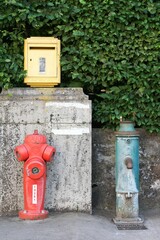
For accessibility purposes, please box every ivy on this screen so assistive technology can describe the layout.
[0,0,160,132]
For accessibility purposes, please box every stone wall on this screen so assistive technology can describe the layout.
[92,128,160,211]
[0,88,92,216]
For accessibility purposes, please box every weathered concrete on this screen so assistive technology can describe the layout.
[92,129,160,211]
[92,129,115,210]
[0,88,92,216]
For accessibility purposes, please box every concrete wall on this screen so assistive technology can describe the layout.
[0,88,92,216]
[0,87,160,216]
[92,129,160,211]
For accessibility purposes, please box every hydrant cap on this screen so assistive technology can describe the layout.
[115,121,139,136]
[24,130,47,144]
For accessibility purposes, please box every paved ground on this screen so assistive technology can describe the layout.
[0,209,160,240]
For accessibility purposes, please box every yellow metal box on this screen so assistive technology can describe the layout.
[24,37,60,87]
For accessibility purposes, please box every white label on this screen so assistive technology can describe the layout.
[32,184,37,204]
[39,57,46,73]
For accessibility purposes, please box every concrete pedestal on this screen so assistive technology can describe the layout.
[0,88,92,215]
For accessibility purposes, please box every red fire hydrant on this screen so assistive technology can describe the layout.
[14,130,55,220]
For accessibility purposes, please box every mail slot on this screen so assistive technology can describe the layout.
[24,37,61,88]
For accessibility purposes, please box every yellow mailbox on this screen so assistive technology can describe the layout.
[24,37,60,87]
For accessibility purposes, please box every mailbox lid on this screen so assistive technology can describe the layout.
[25,36,60,44]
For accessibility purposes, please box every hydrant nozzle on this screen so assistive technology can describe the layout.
[125,157,133,169]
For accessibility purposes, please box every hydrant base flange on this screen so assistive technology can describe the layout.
[113,216,144,225]
[19,210,48,220]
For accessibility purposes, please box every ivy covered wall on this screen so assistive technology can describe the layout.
[0,0,160,132]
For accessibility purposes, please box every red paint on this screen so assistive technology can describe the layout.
[14,130,55,220]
